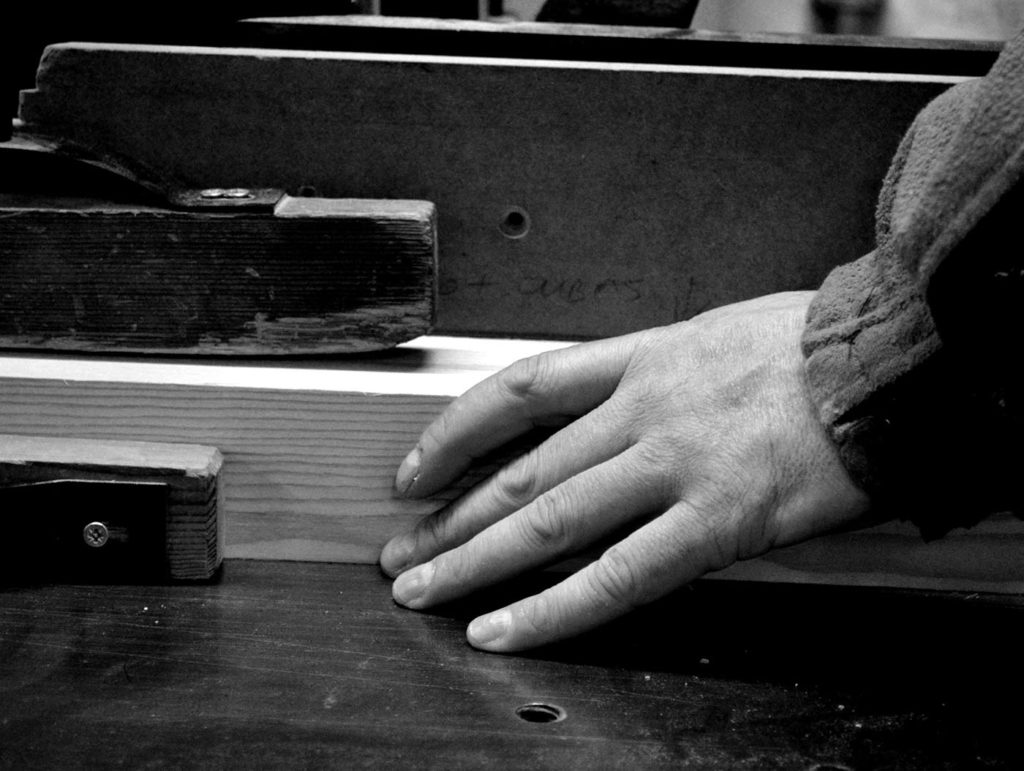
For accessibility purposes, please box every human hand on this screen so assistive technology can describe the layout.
[381,292,872,652]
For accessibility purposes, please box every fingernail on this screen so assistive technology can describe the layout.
[468,610,511,646]
[392,561,434,607]
[395,446,421,496]
[380,535,414,577]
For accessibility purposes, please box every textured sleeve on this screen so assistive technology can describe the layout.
[801,30,1024,538]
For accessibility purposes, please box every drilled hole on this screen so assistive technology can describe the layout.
[295,185,319,197]
[499,207,531,239]
[515,702,566,724]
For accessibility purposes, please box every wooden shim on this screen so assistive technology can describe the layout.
[17,42,966,340]
[0,191,437,354]
[0,434,222,580]
[0,338,1021,594]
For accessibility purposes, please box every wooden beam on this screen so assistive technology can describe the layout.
[0,192,437,354]
[0,338,1020,594]
[16,42,966,339]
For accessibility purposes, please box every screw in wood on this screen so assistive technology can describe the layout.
[83,521,110,548]
[199,188,253,199]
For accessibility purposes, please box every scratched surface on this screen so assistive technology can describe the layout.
[18,43,958,340]
[0,561,1021,769]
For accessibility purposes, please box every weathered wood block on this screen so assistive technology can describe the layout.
[0,193,437,354]
[0,338,1020,594]
[0,434,222,581]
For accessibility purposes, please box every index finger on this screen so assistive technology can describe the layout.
[396,334,635,498]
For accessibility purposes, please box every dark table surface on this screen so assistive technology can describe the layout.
[1,560,1021,769]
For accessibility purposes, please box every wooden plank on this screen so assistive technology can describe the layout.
[0,339,1020,594]
[0,434,222,580]
[15,42,966,339]
[0,187,437,354]
[238,15,1003,75]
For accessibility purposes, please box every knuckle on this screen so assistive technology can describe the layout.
[492,454,542,510]
[515,490,572,550]
[630,438,690,499]
[631,438,670,472]
[589,545,646,611]
[499,353,554,413]
[674,498,738,572]
[614,379,657,430]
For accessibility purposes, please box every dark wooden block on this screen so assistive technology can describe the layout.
[0,193,437,354]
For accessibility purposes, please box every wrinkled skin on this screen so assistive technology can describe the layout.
[380,292,872,652]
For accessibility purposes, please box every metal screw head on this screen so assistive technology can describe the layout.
[199,187,253,199]
[83,521,110,548]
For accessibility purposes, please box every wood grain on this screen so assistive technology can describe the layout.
[0,338,1021,593]
[0,192,437,354]
[15,42,967,339]
[2,561,1020,768]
